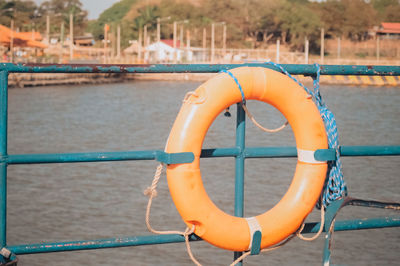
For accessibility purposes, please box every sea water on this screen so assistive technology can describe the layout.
[6,80,400,265]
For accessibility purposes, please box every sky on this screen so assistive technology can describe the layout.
[33,0,121,20]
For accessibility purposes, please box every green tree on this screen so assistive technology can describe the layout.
[89,0,138,41]
[133,5,158,33]
[242,0,281,48]
[157,0,206,41]
[315,0,378,41]
[314,0,346,37]
[258,1,286,46]
[275,1,320,49]
[341,0,377,41]
[36,0,88,36]
[372,0,400,22]
[372,0,399,13]
[201,0,274,47]
[381,5,400,22]
[0,0,37,31]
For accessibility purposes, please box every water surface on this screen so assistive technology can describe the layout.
[7,80,400,265]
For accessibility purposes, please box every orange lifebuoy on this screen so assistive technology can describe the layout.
[165,67,328,252]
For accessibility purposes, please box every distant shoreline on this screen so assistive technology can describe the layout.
[7,73,216,88]
[7,72,399,88]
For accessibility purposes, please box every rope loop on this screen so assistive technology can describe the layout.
[297,203,325,241]
[144,163,202,265]
[220,69,288,133]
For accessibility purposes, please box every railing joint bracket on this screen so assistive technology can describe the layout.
[155,151,194,165]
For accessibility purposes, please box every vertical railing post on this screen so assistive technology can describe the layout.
[0,70,9,253]
[234,103,246,265]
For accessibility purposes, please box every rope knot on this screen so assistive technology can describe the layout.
[144,187,158,197]
[144,163,164,198]
[184,225,196,236]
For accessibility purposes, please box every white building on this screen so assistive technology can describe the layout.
[144,40,193,63]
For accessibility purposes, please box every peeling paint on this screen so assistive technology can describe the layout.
[385,205,400,210]
[1,63,399,76]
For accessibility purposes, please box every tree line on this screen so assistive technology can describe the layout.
[90,0,400,53]
[1,0,399,53]
[0,0,87,35]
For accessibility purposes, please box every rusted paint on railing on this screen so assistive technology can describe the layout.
[1,63,400,76]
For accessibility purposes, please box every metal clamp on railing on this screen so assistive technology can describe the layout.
[250,231,262,255]
[154,151,194,165]
[314,148,338,161]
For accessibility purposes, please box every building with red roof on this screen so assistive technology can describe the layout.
[377,22,400,39]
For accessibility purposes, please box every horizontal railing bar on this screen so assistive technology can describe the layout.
[6,146,400,165]
[6,150,194,165]
[9,216,400,255]
[345,198,400,209]
[340,145,400,157]
[9,234,201,255]
[1,63,400,76]
[7,150,157,164]
[303,216,400,233]
[244,146,400,159]
[201,147,241,157]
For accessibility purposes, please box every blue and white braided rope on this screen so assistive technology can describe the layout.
[266,62,346,206]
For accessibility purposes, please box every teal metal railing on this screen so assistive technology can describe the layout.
[0,63,400,265]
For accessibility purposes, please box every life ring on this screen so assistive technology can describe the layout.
[165,67,328,251]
